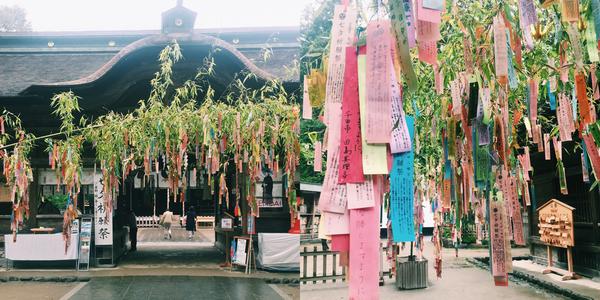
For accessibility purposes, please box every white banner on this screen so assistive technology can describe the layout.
[94,173,113,246]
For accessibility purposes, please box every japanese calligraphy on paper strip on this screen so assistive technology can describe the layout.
[390,116,416,242]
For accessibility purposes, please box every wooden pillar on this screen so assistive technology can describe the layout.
[240,164,248,235]
[567,246,573,273]
[26,168,40,229]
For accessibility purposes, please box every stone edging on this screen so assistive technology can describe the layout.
[0,275,91,283]
[466,257,594,300]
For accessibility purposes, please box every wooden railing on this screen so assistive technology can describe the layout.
[300,243,394,285]
[300,246,347,284]
[136,216,159,228]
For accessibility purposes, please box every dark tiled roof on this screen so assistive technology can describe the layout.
[0,53,114,96]
[0,28,300,96]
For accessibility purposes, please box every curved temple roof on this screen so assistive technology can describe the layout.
[0,27,300,97]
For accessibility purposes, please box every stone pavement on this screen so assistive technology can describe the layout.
[69,276,288,300]
[137,227,215,243]
[0,282,77,300]
[300,241,594,300]
[0,276,295,300]
[0,227,299,299]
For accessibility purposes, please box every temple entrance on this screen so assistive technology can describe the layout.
[114,172,222,269]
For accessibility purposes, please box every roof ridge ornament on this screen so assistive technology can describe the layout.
[161,0,197,34]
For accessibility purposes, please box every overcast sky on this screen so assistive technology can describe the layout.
[1,0,316,31]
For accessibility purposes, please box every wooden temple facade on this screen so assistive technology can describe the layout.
[0,3,300,265]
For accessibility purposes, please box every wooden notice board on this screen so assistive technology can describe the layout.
[537,199,574,248]
[536,198,578,280]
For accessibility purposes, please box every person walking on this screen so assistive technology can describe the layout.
[185,206,197,240]
[160,209,173,240]
[128,210,138,251]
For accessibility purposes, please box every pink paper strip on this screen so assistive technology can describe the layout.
[314,141,322,172]
[416,20,441,42]
[347,178,375,209]
[349,176,381,300]
[323,5,357,128]
[417,0,442,23]
[318,147,348,214]
[490,200,507,277]
[583,133,600,178]
[302,75,312,119]
[418,40,438,65]
[494,16,509,78]
[544,133,551,160]
[339,47,365,184]
[365,21,392,144]
[331,234,350,252]
[390,66,412,154]
[529,78,538,123]
[322,210,350,235]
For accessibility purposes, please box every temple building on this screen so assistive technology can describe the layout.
[0,2,300,266]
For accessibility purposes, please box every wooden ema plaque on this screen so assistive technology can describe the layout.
[536,199,579,280]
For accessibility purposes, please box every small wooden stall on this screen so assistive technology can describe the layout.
[537,199,579,280]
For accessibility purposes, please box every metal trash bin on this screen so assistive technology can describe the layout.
[395,255,428,290]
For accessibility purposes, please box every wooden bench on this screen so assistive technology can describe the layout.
[196,216,215,229]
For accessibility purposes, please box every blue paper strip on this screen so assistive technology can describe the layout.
[390,116,416,242]
[507,32,518,90]
[592,0,600,41]
[547,81,556,111]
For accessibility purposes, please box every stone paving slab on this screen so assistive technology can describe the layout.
[0,282,77,300]
[69,276,287,300]
[137,228,214,244]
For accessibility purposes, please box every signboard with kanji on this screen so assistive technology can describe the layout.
[537,199,574,248]
[94,173,113,246]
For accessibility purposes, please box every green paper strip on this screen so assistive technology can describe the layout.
[557,159,568,194]
[587,15,600,62]
[389,0,418,91]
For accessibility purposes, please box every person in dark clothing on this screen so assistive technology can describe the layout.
[186,206,197,240]
[321,239,329,251]
[262,172,274,206]
[128,210,138,251]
